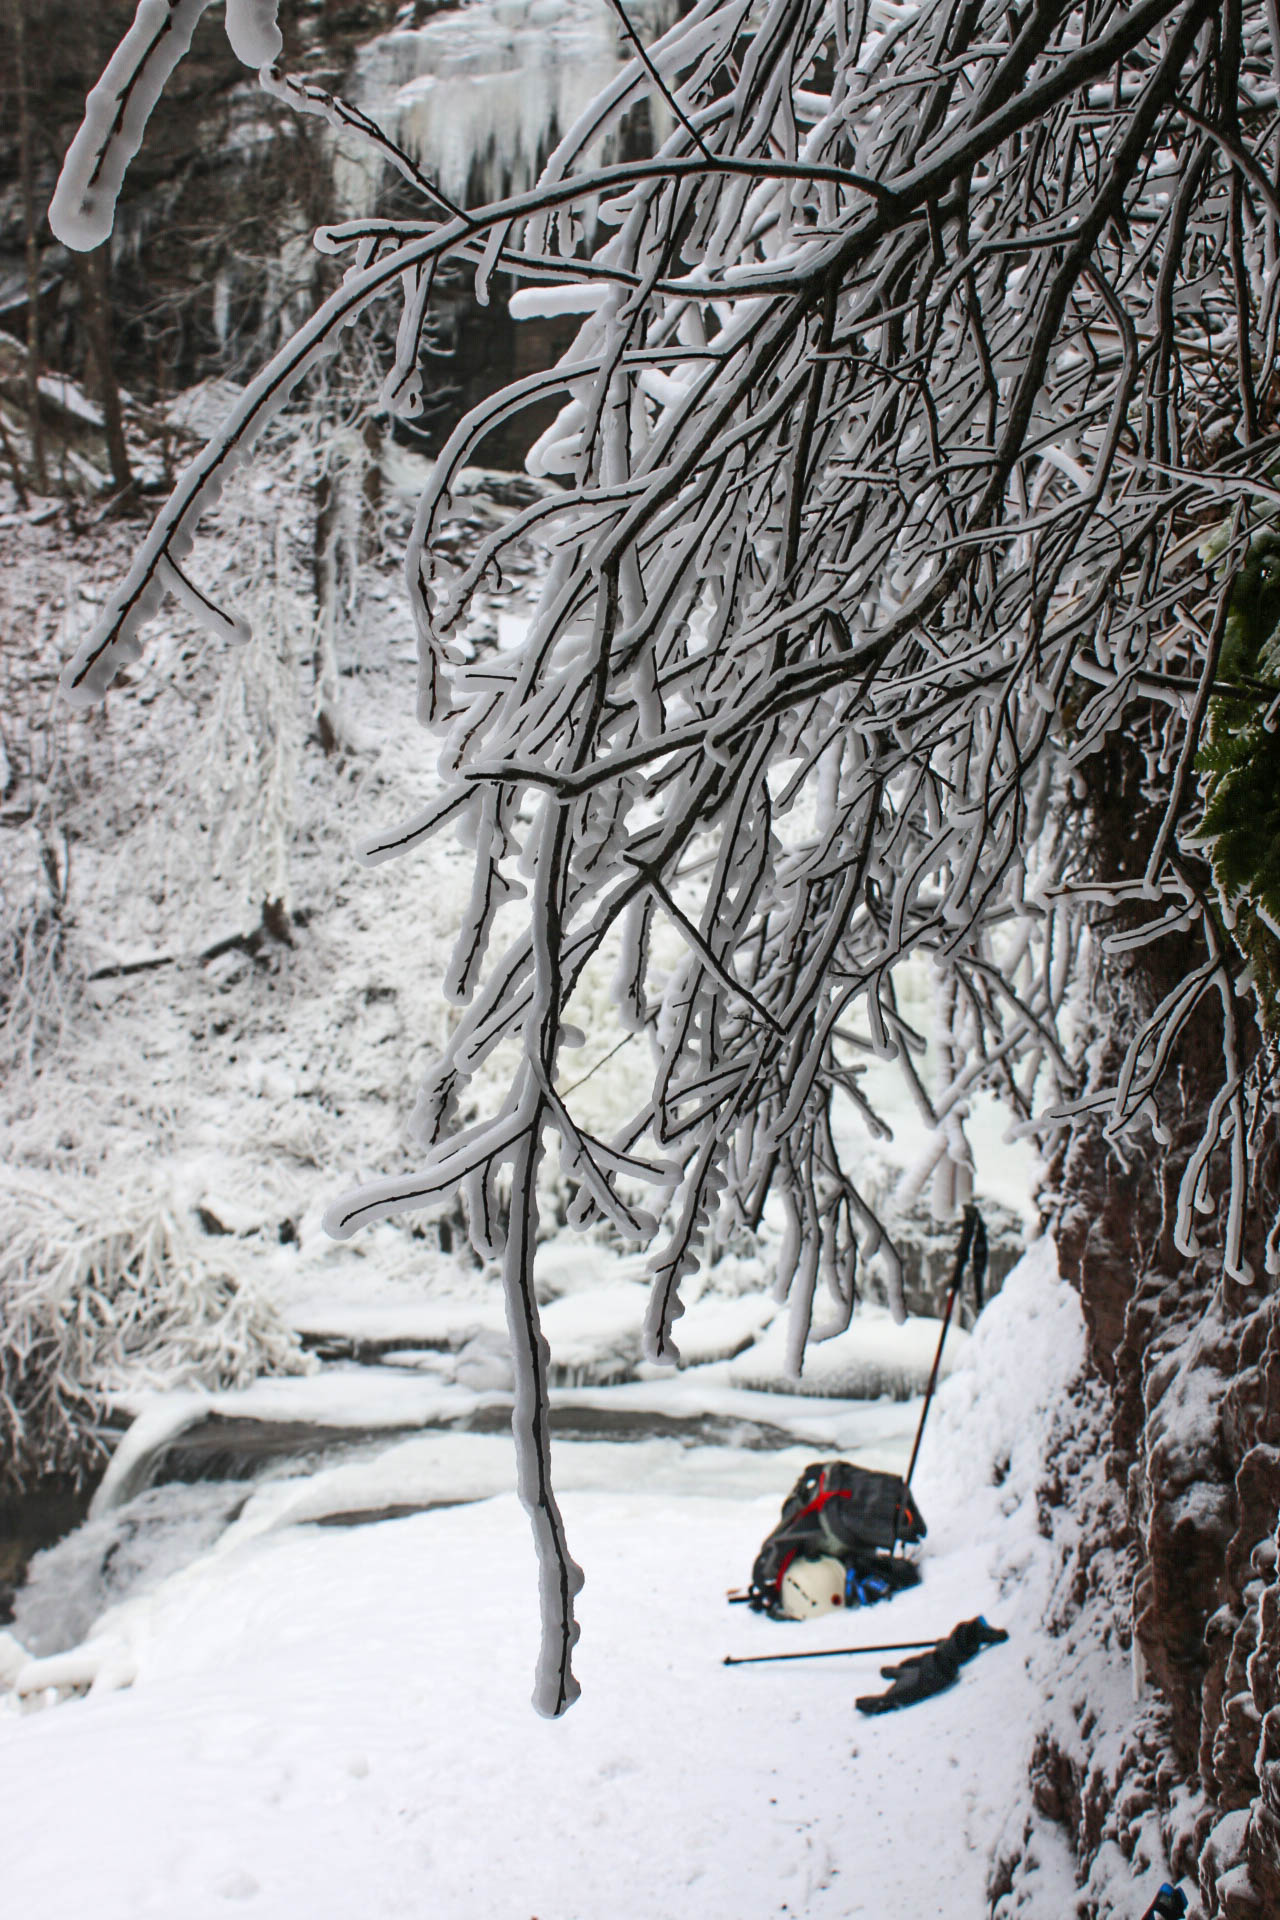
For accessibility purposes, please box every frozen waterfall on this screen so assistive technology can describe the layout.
[340,0,679,213]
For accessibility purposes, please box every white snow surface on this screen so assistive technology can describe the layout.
[730,1302,969,1401]
[37,373,106,426]
[509,283,614,318]
[1,1240,1100,1918]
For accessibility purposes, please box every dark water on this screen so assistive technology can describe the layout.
[0,1478,97,1626]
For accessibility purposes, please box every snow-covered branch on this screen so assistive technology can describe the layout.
[54,0,1280,1710]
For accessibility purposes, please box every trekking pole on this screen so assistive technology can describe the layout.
[890,1202,987,1551]
[723,1637,939,1667]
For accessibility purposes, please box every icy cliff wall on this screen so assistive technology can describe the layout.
[1011,724,1280,1919]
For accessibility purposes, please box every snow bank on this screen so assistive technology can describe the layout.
[667,1292,777,1365]
[917,1235,1084,1509]
[0,1481,1040,1919]
[289,1267,775,1388]
[541,1280,651,1384]
[287,1298,508,1354]
[105,1366,495,1436]
[531,1238,649,1299]
[169,1428,885,1552]
[729,1301,969,1400]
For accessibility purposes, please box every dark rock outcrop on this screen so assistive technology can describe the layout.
[996,697,1280,1916]
[1010,1104,1280,1920]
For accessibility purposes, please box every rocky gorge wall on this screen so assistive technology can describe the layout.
[1007,1070,1280,1916]
[982,703,1280,1917]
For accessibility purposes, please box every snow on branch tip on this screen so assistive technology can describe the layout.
[49,0,282,255]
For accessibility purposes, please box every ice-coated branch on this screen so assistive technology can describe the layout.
[57,0,1280,1708]
[50,0,217,253]
[49,1,282,253]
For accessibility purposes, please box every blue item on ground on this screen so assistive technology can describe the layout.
[1140,1886,1186,1920]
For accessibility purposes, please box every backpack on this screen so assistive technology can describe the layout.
[746,1461,926,1619]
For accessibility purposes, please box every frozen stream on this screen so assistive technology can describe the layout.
[10,1365,920,1662]
[0,1245,1094,1920]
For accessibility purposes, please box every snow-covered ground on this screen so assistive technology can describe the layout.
[0,410,1079,1913]
[0,1243,1101,1920]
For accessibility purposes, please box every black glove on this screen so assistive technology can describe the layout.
[939,1616,1009,1663]
[856,1642,961,1714]
[855,1617,1008,1716]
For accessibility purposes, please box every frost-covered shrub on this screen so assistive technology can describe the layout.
[0,890,73,1075]
[0,638,77,1076]
[0,1169,312,1494]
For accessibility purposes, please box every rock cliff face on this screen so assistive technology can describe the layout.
[990,1210,1280,1917]
[1007,725,1280,1917]
[1044,1197,1280,1917]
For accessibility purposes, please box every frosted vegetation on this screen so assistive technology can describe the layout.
[32,0,1280,1717]
[0,1169,311,1497]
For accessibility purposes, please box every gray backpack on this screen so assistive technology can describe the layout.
[746,1461,926,1618]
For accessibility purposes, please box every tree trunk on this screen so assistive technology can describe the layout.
[74,247,133,502]
[311,460,343,755]
[11,0,45,494]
